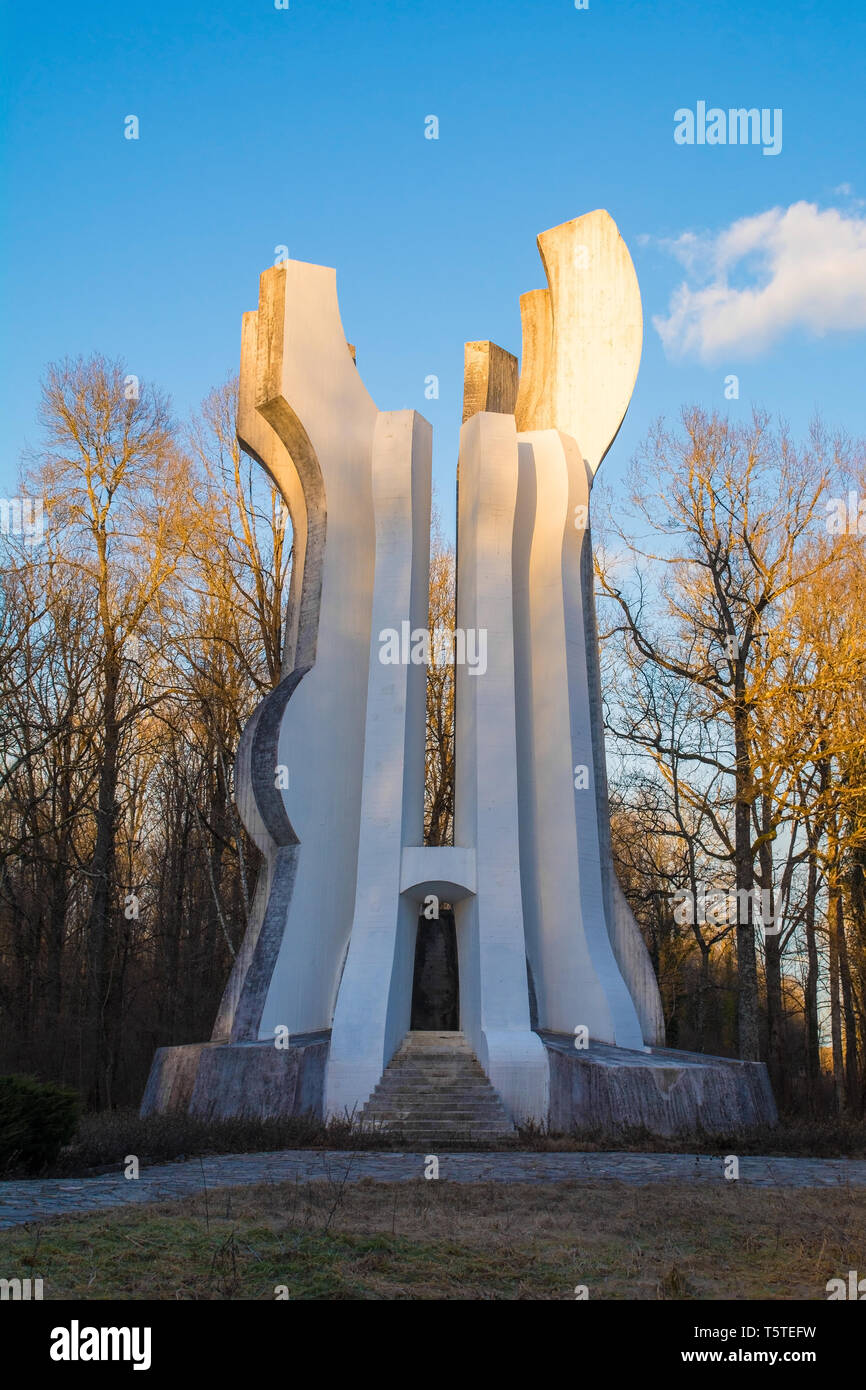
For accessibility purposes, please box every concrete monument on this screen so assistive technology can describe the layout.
[142,211,776,1137]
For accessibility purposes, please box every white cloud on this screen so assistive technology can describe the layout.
[652,201,866,362]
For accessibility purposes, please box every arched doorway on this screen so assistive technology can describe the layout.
[410,907,459,1030]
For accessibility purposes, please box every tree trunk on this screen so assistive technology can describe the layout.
[733,699,760,1059]
[836,890,859,1110]
[828,876,845,1113]
[759,824,784,1098]
[83,656,121,1106]
[803,834,821,1102]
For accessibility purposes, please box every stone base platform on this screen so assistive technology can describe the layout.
[141,1032,776,1135]
[140,1034,329,1123]
[541,1033,777,1135]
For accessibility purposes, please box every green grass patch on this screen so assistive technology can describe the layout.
[1,1178,863,1299]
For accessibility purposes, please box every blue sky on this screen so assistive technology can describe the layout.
[2,0,865,527]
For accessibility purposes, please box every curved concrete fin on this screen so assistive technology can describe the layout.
[225,258,383,1048]
[518,210,642,477]
[237,311,307,674]
[241,259,374,676]
[255,260,376,432]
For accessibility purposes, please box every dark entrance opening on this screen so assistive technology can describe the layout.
[410,908,459,1030]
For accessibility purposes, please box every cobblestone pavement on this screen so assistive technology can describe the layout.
[1,1150,864,1230]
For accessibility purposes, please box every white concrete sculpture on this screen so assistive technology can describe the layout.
[141,212,776,1136]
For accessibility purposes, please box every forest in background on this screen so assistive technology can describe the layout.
[1,357,864,1115]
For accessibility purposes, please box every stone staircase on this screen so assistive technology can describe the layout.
[360,1031,516,1143]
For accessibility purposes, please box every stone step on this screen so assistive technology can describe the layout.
[388,1070,480,1079]
[380,1079,488,1090]
[383,1067,492,1078]
[375,1091,494,1100]
[365,1086,504,1101]
[359,1030,516,1138]
[400,1031,471,1045]
[364,1106,511,1117]
[390,1056,478,1065]
[364,1108,510,1121]
[364,1084,500,1095]
[363,1111,512,1123]
[393,1054,476,1063]
[364,1130,515,1142]
[369,1084,505,1095]
[371,1060,485,1074]
[364,1118,514,1130]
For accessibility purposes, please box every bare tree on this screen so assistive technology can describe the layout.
[597,408,839,1062]
[27,355,190,1103]
[425,506,455,845]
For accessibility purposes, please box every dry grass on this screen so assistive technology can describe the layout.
[24,1107,866,1180]
[1,1178,863,1299]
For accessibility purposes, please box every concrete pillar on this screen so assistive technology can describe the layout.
[453,410,549,1123]
[513,428,644,1048]
[325,410,432,1117]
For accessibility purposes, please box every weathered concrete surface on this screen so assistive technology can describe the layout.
[228,849,300,1045]
[543,1035,777,1135]
[140,1043,219,1117]
[142,1032,774,1139]
[462,340,519,420]
[190,1039,328,1123]
[141,1038,328,1122]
